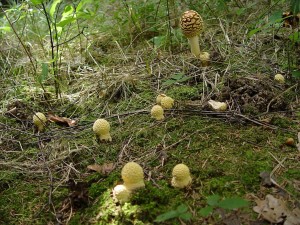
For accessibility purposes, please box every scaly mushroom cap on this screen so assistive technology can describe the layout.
[180,10,203,38]
[274,74,285,84]
[161,96,174,109]
[151,105,165,120]
[112,184,131,204]
[33,112,47,132]
[171,163,192,189]
[93,119,112,142]
[121,162,145,191]
[156,94,167,105]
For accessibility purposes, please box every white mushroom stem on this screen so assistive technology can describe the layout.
[188,36,201,57]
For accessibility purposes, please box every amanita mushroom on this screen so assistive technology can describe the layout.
[112,184,131,204]
[171,163,192,189]
[156,94,167,105]
[180,10,210,66]
[121,162,145,191]
[151,105,165,120]
[160,96,174,109]
[33,112,47,132]
[93,119,112,142]
[274,74,285,84]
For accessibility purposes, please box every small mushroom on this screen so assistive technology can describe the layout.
[208,100,227,111]
[156,94,167,105]
[151,105,165,120]
[161,96,174,109]
[33,112,47,132]
[180,10,210,66]
[274,74,285,84]
[112,184,131,204]
[171,163,192,189]
[121,162,145,191]
[93,119,112,142]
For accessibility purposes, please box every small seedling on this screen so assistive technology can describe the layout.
[154,204,192,222]
[199,195,249,217]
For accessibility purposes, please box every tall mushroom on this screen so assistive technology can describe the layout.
[180,10,210,66]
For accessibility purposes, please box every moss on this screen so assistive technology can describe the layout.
[166,85,199,100]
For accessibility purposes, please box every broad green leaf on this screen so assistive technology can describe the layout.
[171,73,184,80]
[218,197,249,210]
[248,28,261,37]
[176,204,188,214]
[76,0,93,12]
[292,70,300,78]
[178,212,192,221]
[199,206,214,217]
[162,79,176,86]
[207,195,220,206]
[57,5,75,27]
[269,11,282,24]
[0,26,11,32]
[57,17,76,27]
[154,210,178,222]
[50,0,63,19]
[30,0,44,5]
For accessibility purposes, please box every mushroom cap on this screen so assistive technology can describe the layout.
[33,112,47,126]
[180,10,203,38]
[156,94,167,105]
[93,119,110,135]
[208,100,227,111]
[171,163,192,188]
[151,105,165,120]
[121,162,145,190]
[160,96,174,109]
[172,163,191,180]
[274,74,285,84]
[112,184,131,204]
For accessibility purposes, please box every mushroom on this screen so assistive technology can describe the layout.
[33,112,47,132]
[93,119,112,142]
[151,105,165,120]
[180,10,210,66]
[160,96,174,109]
[208,100,227,111]
[112,184,131,204]
[156,94,167,105]
[171,163,192,189]
[274,74,285,84]
[121,162,145,191]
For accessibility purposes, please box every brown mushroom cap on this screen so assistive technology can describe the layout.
[180,10,203,38]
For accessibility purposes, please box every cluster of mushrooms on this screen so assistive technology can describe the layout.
[32,9,288,205]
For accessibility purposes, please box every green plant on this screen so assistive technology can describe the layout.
[199,195,249,217]
[162,73,191,87]
[154,204,192,222]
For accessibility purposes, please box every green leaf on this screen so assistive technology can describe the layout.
[154,210,178,222]
[248,28,261,37]
[0,26,11,32]
[37,63,48,84]
[171,73,184,80]
[50,0,63,19]
[57,5,75,27]
[207,195,220,206]
[199,206,214,217]
[292,70,300,78]
[162,79,176,86]
[30,0,44,5]
[218,197,249,210]
[178,212,192,221]
[291,0,300,14]
[289,32,300,43]
[176,204,188,214]
[269,11,283,24]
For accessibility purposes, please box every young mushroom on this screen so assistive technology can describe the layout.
[171,163,192,189]
[156,94,167,105]
[121,162,145,191]
[274,74,285,84]
[208,100,227,111]
[160,96,174,109]
[151,105,165,120]
[112,184,131,204]
[180,10,210,66]
[93,119,112,142]
[33,112,47,132]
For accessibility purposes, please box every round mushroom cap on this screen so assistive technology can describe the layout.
[156,94,167,105]
[274,74,285,84]
[172,163,191,180]
[113,184,131,204]
[33,112,47,126]
[180,10,203,38]
[160,96,174,109]
[151,105,164,120]
[121,162,144,184]
[93,119,110,135]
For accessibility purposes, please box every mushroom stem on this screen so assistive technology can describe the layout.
[188,36,201,57]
